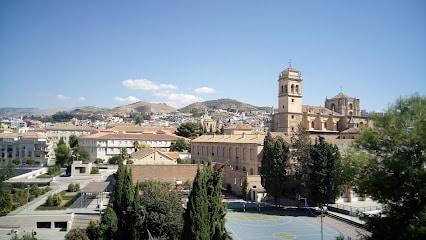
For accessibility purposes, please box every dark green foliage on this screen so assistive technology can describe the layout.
[86,219,102,240]
[52,111,75,122]
[108,156,121,165]
[175,122,202,139]
[308,136,341,206]
[100,206,118,240]
[55,137,71,167]
[26,158,35,166]
[67,183,80,192]
[170,138,190,152]
[90,167,99,174]
[0,162,15,181]
[290,124,312,198]
[29,184,42,198]
[47,165,61,176]
[71,147,90,163]
[136,181,184,240]
[0,193,13,216]
[241,178,249,200]
[355,94,426,240]
[182,161,230,240]
[260,132,291,207]
[68,134,78,149]
[45,193,62,206]
[65,227,89,240]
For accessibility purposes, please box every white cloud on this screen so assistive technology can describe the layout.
[195,87,216,94]
[122,79,177,91]
[155,93,201,108]
[113,96,140,104]
[56,94,69,100]
[78,97,86,102]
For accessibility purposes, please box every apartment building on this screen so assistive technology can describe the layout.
[78,131,183,162]
[45,124,98,148]
[0,132,53,166]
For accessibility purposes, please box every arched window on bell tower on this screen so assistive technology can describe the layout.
[296,85,299,94]
[331,103,336,112]
[291,84,294,94]
[311,121,315,129]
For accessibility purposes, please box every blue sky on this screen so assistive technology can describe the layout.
[1,1,425,112]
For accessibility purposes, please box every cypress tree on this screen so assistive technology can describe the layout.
[309,136,340,206]
[182,164,210,239]
[182,160,230,239]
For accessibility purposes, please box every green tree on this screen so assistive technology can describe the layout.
[12,158,20,165]
[55,137,71,167]
[333,148,369,202]
[137,181,184,240]
[100,206,118,240]
[182,161,230,239]
[69,134,79,149]
[260,132,291,207]
[308,136,341,207]
[175,122,202,139]
[290,124,312,198]
[86,219,102,240]
[71,147,90,163]
[241,178,249,200]
[26,158,35,166]
[65,227,89,240]
[0,193,13,216]
[354,94,426,240]
[29,184,42,198]
[170,138,189,152]
[108,156,121,165]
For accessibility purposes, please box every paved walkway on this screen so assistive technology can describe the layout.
[0,169,115,240]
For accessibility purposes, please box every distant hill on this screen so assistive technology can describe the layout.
[0,107,71,118]
[0,99,271,118]
[111,101,176,114]
[178,98,264,113]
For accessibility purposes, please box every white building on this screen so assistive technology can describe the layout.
[78,131,183,162]
[0,132,53,166]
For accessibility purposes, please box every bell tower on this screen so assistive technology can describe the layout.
[274,66,303,134]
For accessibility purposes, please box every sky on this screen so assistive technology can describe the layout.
[1,1,425,112]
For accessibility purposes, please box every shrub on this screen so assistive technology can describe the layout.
[68,183,76,192]
[90,167,99,174]
[68,183,80,192]
[46,193,62,206]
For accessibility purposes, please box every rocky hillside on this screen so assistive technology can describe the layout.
[178,98,263,113]
[110,101,176,114]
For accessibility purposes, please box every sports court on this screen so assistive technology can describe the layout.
[225,203,349,240]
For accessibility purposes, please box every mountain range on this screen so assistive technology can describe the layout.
[0,99,270,118]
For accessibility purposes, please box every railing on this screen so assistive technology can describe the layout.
[329,203,382,216]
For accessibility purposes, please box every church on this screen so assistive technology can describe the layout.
[270,67,370,137]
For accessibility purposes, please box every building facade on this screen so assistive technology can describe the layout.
[270,67,370,134]
[78,131,183,162]
[0,132,53,166]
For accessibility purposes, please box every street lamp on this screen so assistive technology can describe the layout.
[72,153,80,162]
[26,185,30,210]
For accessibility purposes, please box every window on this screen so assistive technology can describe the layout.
[311,121,315,129]
[292,99,295,103]
[291,115,294,119]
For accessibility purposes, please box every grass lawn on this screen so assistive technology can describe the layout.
[36,190,80,210]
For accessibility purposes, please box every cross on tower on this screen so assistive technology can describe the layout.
[288,59,292,68]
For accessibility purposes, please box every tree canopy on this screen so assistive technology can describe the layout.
[355,94,426,239]
[55,137,71,167]
[175,122,202,139]
[260,132,291,207]
[170,138,190,152]
[182,160,230,239]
